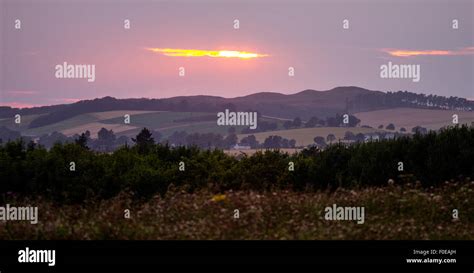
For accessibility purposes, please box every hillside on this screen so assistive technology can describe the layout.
[1,87,473,144]
[1,87,373,128]
[0,110,286,139]
[354,108,474,131]
[2,86,472,130]
[238,127,384,146]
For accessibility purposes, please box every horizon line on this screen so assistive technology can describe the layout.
[1,86,471,109]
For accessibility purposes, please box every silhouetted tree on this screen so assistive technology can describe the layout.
[240,135,259,148]
[313,136,326,147]
[38,131,69,148]
[95,128,116,152]
[263,135,283,148]
[386,123,395,130]
[132,128,155,153]
[292,117,302,128]
[326,134,336,143]
[75,130,90,149]
[223,133,238,149]
[344,131,355,140]
[412,126,428,134]
[305,116,320,128]
[355,133,365,142]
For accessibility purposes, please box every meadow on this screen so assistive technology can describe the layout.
[1,182,472,240]
[1,111,283,138]
[354,107,474,131]
[0,125,472,240]
[5,107,474,143]
[237,127,382,146]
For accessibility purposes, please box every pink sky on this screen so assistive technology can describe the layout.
[1,0,473,108]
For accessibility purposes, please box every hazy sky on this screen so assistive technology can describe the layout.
[1,0,473,108]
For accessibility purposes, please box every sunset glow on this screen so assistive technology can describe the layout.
[385,49,451,57]
[146,48,269,59]
[383,47,474,57]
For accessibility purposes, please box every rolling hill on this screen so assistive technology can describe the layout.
[354,108,474,131]
[3,86,375,128]
[3,86,472,131]
[1,86,473,142]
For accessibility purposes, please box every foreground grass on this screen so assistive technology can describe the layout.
[1,181,473,240]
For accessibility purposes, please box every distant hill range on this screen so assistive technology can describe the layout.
[1,86,472,129]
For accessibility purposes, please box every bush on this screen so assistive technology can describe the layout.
[0,125,472,202]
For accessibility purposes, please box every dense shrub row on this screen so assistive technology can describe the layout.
[0,125,472,202]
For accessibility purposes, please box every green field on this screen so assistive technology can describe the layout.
[101,111,210,128]
[0,110,387,144]
[1,111,147,137]
[4,108,473,143]
[238,127,385,146]
[354,108,474,131]
[102,111,226,138]
[1,110,289,139]
[0,114,44,132]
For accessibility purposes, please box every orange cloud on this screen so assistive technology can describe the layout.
[382,47,474,57]
[146,48,269,59]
